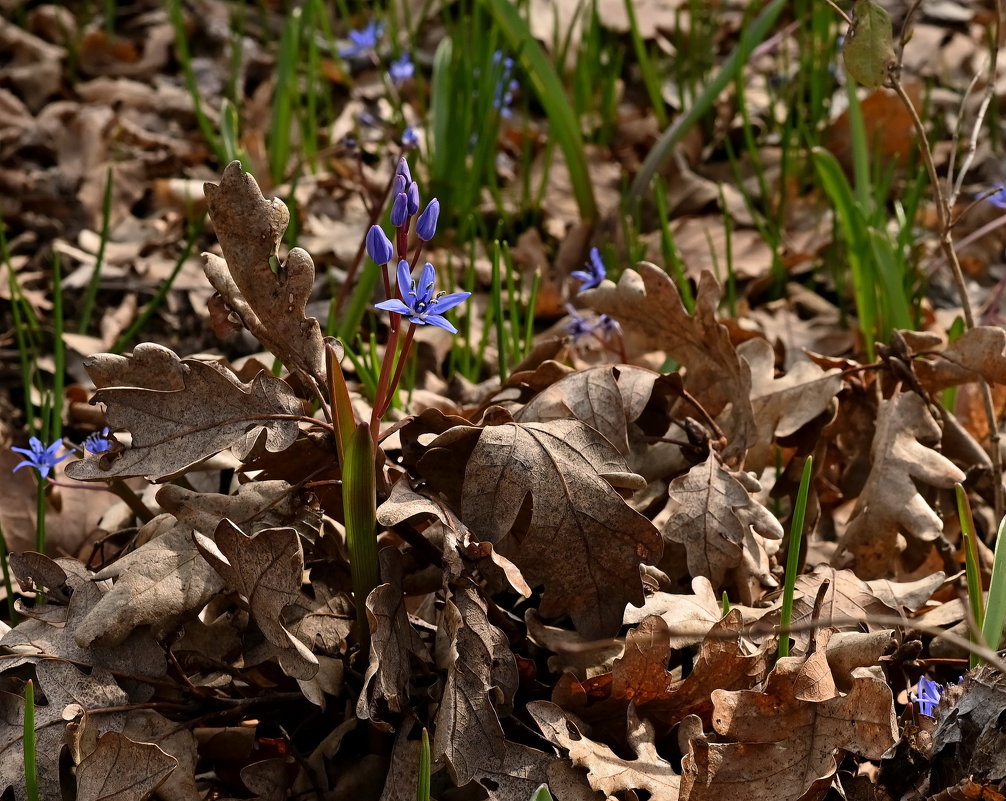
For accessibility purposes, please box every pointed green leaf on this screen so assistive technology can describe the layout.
[843,0,895,88]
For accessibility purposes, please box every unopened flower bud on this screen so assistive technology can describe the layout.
[366,224,394,265]
[391,192,409,227]
[416,199,440,241]
[406,181,420,216]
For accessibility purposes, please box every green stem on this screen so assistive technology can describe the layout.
[779,456,813,658]
[343,423,378,646]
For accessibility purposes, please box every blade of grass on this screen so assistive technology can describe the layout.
[480,0,597,221]
[627,0,787,208]
[416,728,431,801]
[957,483,986,668]
[778,456,814,658]
[77,166,114,334]
[982,510,1006,659]
[24,680,38,801]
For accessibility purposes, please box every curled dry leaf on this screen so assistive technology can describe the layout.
[834,392,964,579]
[907,326,1006,391]
[434,581,551,800]
[662,452,783,601]
[453,418,661,639]
[195,521,318,680]
[75,732,177,801]
[67,349,302,481]
[738,337,842,472]
[582,265,755,461]
[529,701,681,801]
[202,161,326,382]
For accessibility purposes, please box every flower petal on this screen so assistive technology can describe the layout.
[424,314,459,334]
[426,291,471,316]
[418,263,436,302]
[396,260,413,299]
[375,299,412,316]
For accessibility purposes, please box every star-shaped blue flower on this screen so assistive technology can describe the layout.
[913,677,943,717]
[375,261,471,334]
[341,21,384,58]
[84,427,114,454]
[570,247,606,292]
[12,437,69,479]
[987,186,1006,209]
[389,53,414,84]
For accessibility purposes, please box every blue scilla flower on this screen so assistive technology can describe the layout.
[397,157,412,183]
[406,181,420,217]
[341,20,383,58]
[84,427,113,454]
[401,126,418,148]
[913,677,943,717]
[565,305,596,342]
[12,437,69,479]
[366,225,394,265]
[987,186,1006,209]
[375,260,471,334]
[570,247,606,292]
[389,52,414,84]
[416,199,440,242]
[391,193,409,227]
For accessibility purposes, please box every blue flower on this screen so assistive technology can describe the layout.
[565,305,596,341]
[570,247,606,292]
[987,186,1006,209]
[366,225,394,265]
[392,174,407,196]
[84,427,113,454]
[397,157,412,183]
[406,181,420,216]
[12,437,69,479]
[401,126,418,148]
[391,192,409,227]
[913,677,943,717]
[375,260,471,334]
[341,20,383,58]
[416,199,440,241]
[389,52,414,84]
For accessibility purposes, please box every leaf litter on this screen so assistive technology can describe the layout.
[3,0,1006,799]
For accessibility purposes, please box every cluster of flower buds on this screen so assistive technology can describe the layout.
[365,158,467,333]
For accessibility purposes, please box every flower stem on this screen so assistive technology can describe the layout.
[379,324,416,418]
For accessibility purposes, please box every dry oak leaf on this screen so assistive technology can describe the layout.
[434,582,551,800]
[75,732,177,801]
[834,392,964,579]
[681,648,897,801]
[529,701,681,801]
[455,418,662,639]
[662,452,783,597]
[195,521,318,680]
[0,660,129,801]
[905,326,1006,391]
[582,264,755,461]
[66,351,301,481]
[738,337,842,472]
[203,161,326,382]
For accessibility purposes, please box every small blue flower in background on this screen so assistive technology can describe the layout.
[341,20,384,58]
[565,306,596,342]
[401,126,418,148]
[12,437,69,479]
[375,260,471,334]
[570,247,606,292]
[913,677,943,716]
[597,314,621,337]
[84,427,113,455]
[986,186,1006,209]
[389,53,414,84]
[416,199,440,242]
[366,225,394,265]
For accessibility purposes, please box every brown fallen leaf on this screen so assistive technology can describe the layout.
[434,581,551,800]
[529,701,681,800]
[907,326,1006,391]
[75,732,177,801]
[738,337,842,472]
[0,660,128,801]
[202,161,326,382]
[662,452,783,601]
[195,521,318,680]
[681,646,897,801]
[582,264,755,461]
[66,350,302,481]
[453,417,662,639]
[834,392,964,579]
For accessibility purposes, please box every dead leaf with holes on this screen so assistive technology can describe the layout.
[0,660,129,801]
[434,581,551,800]
[582,265,755,461]
[738,337,842,472]
[202,161,326,382]
[195,521,318,680]
[530,700,681,801]
[439,417,661,639]
[661,452,783,602]
[66,348,302,481]
[74,731,177,801]
[680,641,897,801]
[834,392,964,579]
